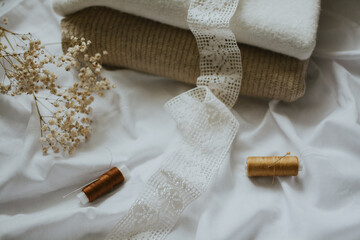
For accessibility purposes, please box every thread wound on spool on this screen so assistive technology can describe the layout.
[81,166,126,203]
[246,156,299,177]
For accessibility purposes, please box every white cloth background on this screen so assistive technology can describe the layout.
[1,0,360,239]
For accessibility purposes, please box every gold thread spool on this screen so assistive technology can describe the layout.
[246,156,301,177]
[77,165,130,204]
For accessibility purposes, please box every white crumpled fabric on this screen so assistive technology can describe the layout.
[1,0,360,239]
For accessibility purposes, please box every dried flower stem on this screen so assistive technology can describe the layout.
[1,19,114,155]
[33,94,44,137]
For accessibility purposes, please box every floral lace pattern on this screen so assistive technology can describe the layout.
[105,0,242,239]
[188,0,242,108]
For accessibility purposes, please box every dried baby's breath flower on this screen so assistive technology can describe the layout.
[1,19,114,155]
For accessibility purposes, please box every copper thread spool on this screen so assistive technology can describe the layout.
[246,156,303,177]
[77,165,130,204]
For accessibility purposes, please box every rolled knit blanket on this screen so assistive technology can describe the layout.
[61,7,309,102]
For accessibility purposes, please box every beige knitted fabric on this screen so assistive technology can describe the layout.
[61,7,309,102]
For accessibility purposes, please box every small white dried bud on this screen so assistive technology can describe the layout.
[41,124,48,131]
[48,118,56,125]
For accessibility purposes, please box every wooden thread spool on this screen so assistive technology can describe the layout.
[77,165,130,204]
[246,156,302,177]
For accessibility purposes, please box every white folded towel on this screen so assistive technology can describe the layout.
[53,0,320,60]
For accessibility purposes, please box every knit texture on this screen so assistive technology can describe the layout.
[61,7,309,102]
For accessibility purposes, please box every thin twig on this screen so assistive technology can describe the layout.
[36,98,55,114]
[33,94,44,137]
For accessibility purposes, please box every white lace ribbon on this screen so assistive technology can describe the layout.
[188,0,242,108]
[106,0,241,239]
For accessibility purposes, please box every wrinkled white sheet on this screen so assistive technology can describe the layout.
[0,0,360,239]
